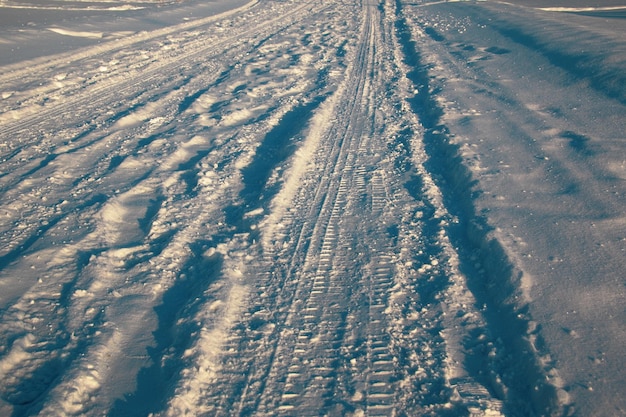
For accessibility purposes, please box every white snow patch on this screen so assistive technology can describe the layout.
[48,27,104,39]
[539,6,626,12]
[163,275,248,416]
[0,333,36,378]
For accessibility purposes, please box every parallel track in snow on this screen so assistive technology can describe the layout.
[171,0,507,415]
[0,0,562,415]
[0,0,318,187]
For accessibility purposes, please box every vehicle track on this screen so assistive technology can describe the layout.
[189,2,390,415]
[0,0,550,415]
[0,0,322,165]
[185,0,506,415]
[0,1,342,415]
[0,0,337,257]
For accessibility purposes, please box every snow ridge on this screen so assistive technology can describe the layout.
[393,0,564,415]
[1,0,624,415]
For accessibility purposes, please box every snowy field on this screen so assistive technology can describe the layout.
[0,0,625,415]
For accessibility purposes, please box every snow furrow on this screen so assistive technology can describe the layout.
[388,0,615,414]
[167,1,504,416]
[0,1,343,415]
[2,0,623,415]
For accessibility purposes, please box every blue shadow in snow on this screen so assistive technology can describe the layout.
[225,93,329,234]
[110,242,223,417]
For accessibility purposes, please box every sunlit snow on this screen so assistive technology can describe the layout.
[0,0,625,415]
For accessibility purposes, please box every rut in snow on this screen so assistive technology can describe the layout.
[0,0,564,416]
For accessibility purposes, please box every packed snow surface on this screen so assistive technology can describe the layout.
[0,0,625,415]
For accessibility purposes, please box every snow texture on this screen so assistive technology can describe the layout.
[0,0,624,415]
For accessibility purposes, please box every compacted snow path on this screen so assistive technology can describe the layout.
[174,2,505,415]
[0,0,624,415]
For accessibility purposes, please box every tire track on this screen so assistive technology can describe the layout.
[0,2,338,415]
[183,3,377,415]
[131,4,352,417]
[0,0,336,264]
[0,0,317,164]
[0,0,555,415]
[190,2,420,415]
[265,5,381,414]
[0,0,327,262]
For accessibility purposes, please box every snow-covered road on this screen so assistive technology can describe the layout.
[0,0,624,415]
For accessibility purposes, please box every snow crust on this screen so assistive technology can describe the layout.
[0,0,624,415]
[404,1,626,414]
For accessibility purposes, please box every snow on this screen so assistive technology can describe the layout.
[0,0,625,415]
[401,0,626,414]
[47,28,104,39]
